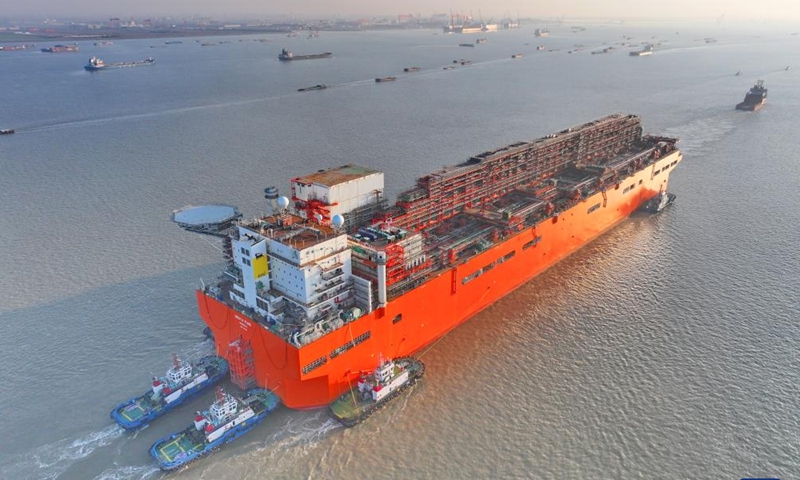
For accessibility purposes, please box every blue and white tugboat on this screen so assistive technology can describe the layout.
[110,355,228,429]
[150,387,280,471]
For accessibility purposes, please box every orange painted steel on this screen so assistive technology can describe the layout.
[197,151,681,409]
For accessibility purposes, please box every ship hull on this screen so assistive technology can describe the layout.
[736,102,764,111]
[278,53,332,61]
[197,151,682,409]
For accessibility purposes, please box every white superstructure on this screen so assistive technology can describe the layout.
[357,357,410,402]
[291,164,386,230]
[220,165,391,347]
[195,388,256,443]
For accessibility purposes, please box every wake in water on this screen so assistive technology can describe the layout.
[13,58,510,136]
[0,425,124,480]
[262,411,341,455]
[93,464,160,480]
[664,115,737,155]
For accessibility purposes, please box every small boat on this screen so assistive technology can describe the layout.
[41,44,79,53]
[641,191,676,213]
[328,356,424,427]
[592,47,613,55]
[786,66,791,71]
[443,65,455,70]
[735,71,742,76]
[630,44,654,56]
[459,43,475,47]
[475,38,487,44]
[164,41,183,44]
[536,45,546,51]
[511,54,523,59]
[375,76,396,83]
[94,41,114,46]
[110,355,228,429]
[297,84,328,91]
[150,388,280,471]
[403,66,421,72]
[0,129,14,135]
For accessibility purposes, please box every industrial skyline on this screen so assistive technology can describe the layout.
[2,0,798,22]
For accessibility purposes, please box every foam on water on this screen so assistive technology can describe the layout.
[0,425,124,480]
[93,464,160,480]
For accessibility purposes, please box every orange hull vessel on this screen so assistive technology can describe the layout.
[191,114,683,409]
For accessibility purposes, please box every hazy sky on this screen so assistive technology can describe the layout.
[5,0,800,21]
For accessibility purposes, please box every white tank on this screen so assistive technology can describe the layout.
[277,196,290,210]
[331,214,345,229]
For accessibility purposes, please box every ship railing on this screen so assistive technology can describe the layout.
[321,268,345,281]
[314,277,347,295]
[320,261,344,272]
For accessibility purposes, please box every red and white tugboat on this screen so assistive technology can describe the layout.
[328,356,424,427]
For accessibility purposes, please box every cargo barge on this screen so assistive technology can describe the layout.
[278,49,332,61]
[41,44,79,53]
[179,114,683,409]
[84,57,155,71]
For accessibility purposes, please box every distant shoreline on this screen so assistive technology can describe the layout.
[0,28,293,43]
[0,25,436,44]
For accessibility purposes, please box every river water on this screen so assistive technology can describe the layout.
[0,23,798,480]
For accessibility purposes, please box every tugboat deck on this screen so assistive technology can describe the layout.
[156,433,196,462]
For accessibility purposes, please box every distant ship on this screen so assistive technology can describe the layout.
[630,44,654,56]
[278,48,332,61]
[0,44,35,51]
[94,41,114,46]
[592,47,614,55]
[0,129,14,135]
[84,56,155,71]
[41,44,79,53]
[164,40,183,44]
[297,84,328,92]
[534,28,550,37]
[736,80,767,111]
[475,38,487,44]
[403,66,421,72]
[444,23,498,34]
[511,53,523,59]
[459,43,475,47]
[375,76,396,83]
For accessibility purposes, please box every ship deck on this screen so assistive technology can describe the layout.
[329,388,366,418]
[155,432,198,462]
[117,401,148,422]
